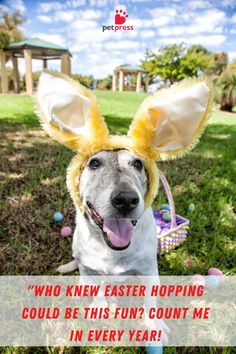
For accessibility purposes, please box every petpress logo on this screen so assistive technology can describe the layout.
[115,9,128,24]
[102,8,134,32]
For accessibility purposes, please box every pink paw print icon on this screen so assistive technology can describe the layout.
[115,9,128,25]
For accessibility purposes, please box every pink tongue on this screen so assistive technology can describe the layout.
[103,218,134,248]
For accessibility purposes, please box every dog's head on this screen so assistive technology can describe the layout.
[36,71,212,250]
[79,149,148,249]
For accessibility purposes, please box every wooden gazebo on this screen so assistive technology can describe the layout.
[112,64,148,92]
[0,37,72,95]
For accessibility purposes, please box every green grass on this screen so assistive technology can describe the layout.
[0,91,236,354]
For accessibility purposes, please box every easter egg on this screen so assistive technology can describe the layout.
[192,274,205,286]
[145,346,163,354]
[163,212,171,221]
[61,226,72,237]
[188,203,195,212]
[161,203,170,211]
[208,267,223,276]
[208,268,225,283]
[53,212,63,222]
[205,275,220,289]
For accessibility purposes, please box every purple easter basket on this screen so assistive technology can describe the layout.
[153,170,190,255]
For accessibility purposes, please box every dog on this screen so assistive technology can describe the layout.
[36,71,211,347]
[58,148,158,277]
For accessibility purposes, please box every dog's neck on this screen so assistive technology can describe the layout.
[72,205,158,275]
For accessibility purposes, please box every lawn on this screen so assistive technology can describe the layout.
[0,91,236,354]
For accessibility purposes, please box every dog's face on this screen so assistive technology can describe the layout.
[79,149,148,251]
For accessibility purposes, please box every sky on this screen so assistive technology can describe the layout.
[1,0,236,78]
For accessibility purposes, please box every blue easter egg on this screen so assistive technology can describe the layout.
[205,275,220,289]
[53,212,63,222]
[161,203,170,211]
[146,345,163,354]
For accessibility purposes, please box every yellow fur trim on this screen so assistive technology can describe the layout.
[66,135,159,211]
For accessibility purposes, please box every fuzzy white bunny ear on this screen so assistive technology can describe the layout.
[36,71,109,149]
[128,79,212,160]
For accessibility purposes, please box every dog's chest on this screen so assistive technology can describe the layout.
[72,208,158,275]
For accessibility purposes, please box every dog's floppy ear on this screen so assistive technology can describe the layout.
[128,79,212,160]
[36,71,109,150]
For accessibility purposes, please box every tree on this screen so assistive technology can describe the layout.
[97,75,112,90]
[0,9,25,48]
[216,71,236,112]
[0,31,10,49]
[205,52,228,78]
[227,59,236,74]
[141,43,211,84]
[187,44,211,55]
[71,74,94,89]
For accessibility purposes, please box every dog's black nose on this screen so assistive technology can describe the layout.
[111,191,139,214]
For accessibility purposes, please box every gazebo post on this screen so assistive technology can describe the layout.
[43,59,48,69]
[119,70,124,92]
[12,56,20,93]
[112,71,116,91]
[136,71,142,92]
[24,49,33,95]
[145,74,149,92]
[61,53,71,76]
[0,51,9,93]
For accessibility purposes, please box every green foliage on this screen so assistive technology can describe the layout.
[205,52,228,78]
[97,75,112,90]
[215,71,236,112]
[6,67,14,90]
[0,30,10,49]
[0,9,25,47]
[227,59,236,73]
[71,73,94,89]
[187,44,211,55]
[141,44,228,84]
[141,43,212,83]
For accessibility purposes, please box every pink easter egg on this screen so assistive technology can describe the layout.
[61,226,72,237]
[208,268,225,283]
[208,268,223,276]
[192,274,205,286]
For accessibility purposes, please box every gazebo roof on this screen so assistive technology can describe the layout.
[5,37,71,60]
[114,64,147,73]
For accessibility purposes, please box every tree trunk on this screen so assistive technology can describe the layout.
[220,103,233,112]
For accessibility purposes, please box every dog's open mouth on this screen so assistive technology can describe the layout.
[86,201,137,251]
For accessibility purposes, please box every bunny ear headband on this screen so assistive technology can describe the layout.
[36,71,212,211]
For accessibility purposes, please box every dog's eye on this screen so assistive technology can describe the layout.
[88,158,101,170]
[133,159,143,171]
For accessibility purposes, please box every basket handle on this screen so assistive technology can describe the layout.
[158,169,177,229]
